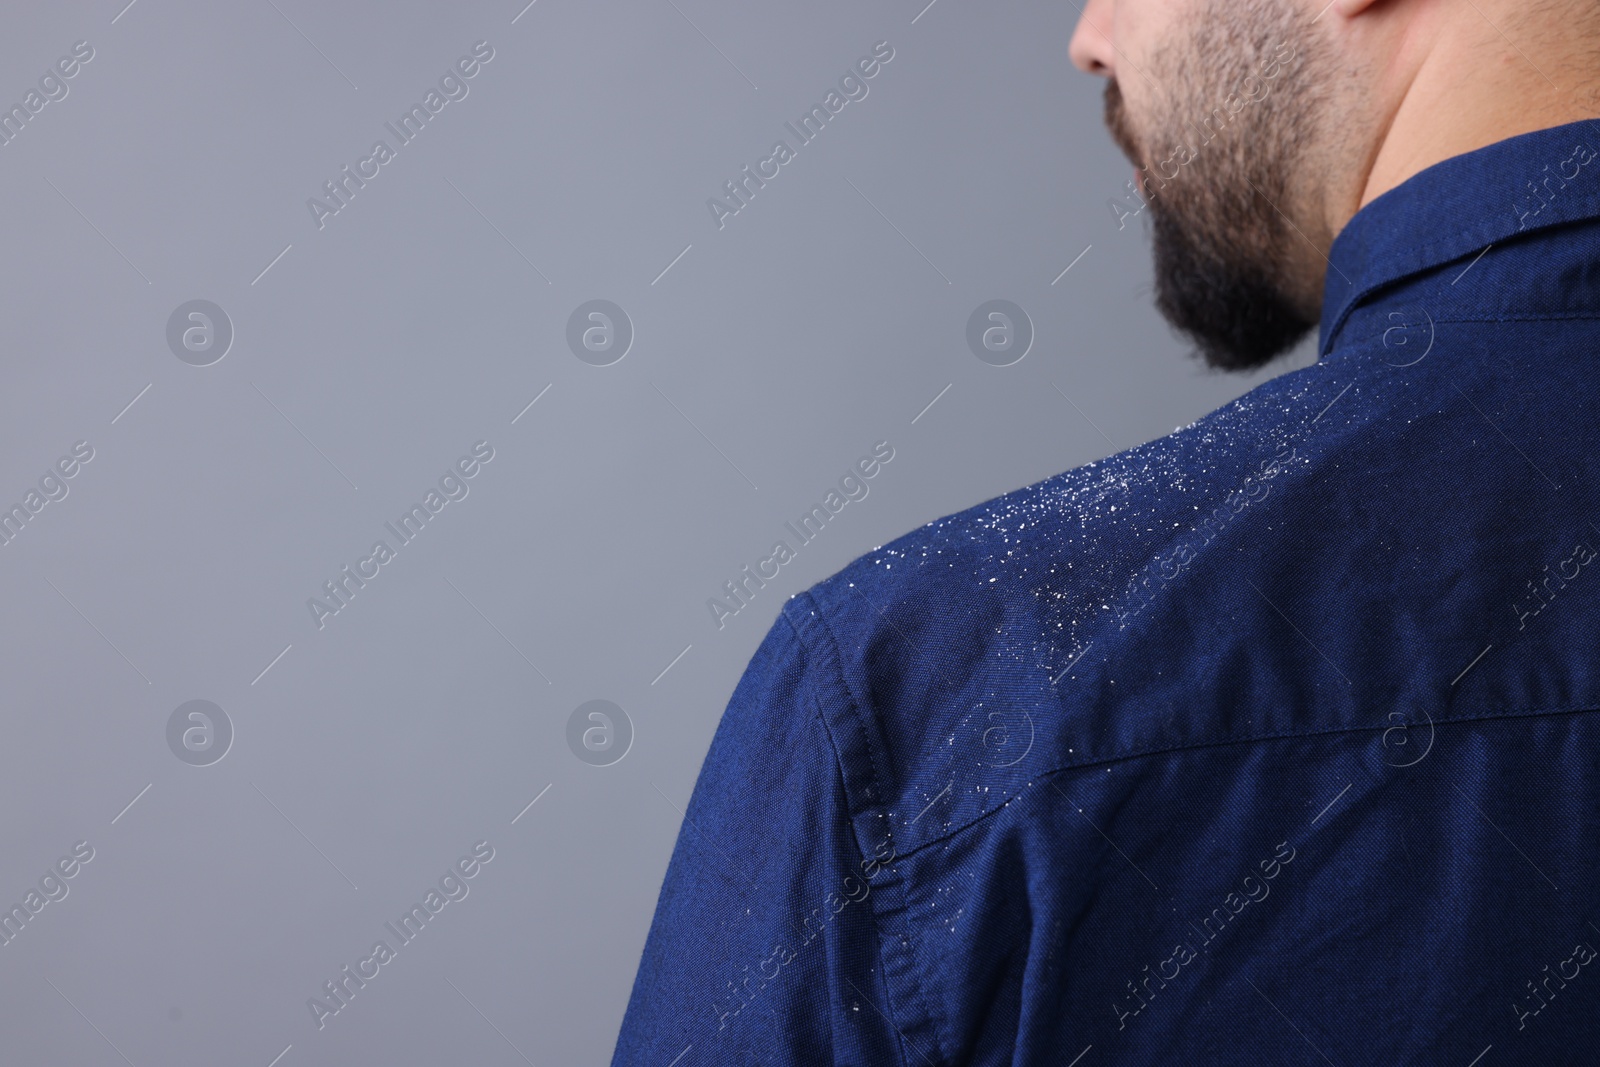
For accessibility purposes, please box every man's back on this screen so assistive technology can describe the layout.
[613,122,1600,1065]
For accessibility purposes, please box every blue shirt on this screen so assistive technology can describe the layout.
[613,120,1600,1066]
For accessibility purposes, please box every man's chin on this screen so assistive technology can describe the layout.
[1150,217,1317,372]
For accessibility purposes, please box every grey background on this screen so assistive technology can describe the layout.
[0,1,1316,1064]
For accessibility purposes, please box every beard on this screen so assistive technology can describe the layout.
[1103,5,1328,371]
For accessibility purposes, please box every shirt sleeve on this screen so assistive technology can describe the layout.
[610,606,907,1067]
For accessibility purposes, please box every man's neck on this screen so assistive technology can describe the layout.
[1350,5,1600,221]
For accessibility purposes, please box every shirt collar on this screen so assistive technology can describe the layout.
[1319,117,1600,356]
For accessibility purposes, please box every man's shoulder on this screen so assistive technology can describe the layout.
[775,360,1362,849]
[786,359,1335,687]
[770,335,1600,853]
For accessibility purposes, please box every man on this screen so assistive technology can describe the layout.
[614,0,1600,1062]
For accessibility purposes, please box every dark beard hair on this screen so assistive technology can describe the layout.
[1102,36,1322,372]
[1148,190,1318,371]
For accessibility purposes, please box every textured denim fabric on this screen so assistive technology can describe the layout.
[613,119,1600,1065]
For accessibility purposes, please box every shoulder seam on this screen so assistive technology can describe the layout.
[889,702,1600,862]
